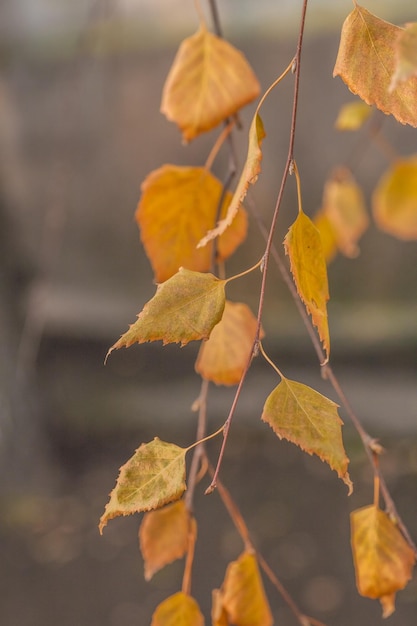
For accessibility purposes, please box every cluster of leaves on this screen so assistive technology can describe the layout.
[100,2,417,624]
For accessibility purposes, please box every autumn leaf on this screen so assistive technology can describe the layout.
[198,113,265,247]
[372,156,417,239]
[106,268,226,358]
[390,22,417,91]
[351,505,416,617]
[99,438,187,533]
[151,592,204,626]
[161,24,260,142]
[212,589,229,626]
[221,551,273,626]
[334,6,417,127]
[137,165,247,283]
[313,209,338,263]
[195,301,263,386]
[335,100,372,131]
[139,500,194,581]
[262,376,352,492]
[284,210,330,359]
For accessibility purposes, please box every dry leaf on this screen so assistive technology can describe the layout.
[161,25,260,142]
[313,209,338,263]
[351,505,416,617]
[335,100,372,131]
[334,5,417,127]
[99,438,187,533]
[151,592,204,626]
[390,22,417,91]
[137,165,247,283]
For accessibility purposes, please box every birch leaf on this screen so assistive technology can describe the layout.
[390,22,417,91]
[335,100,372,131]
[313,209,338,263]
[151,592,204,626]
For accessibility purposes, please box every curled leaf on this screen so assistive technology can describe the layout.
[151,592,204,626]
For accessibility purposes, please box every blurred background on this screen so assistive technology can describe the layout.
[0,1,416,625]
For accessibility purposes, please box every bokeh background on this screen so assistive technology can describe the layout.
[0,1,416,625]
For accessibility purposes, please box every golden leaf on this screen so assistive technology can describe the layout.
[334,6,417,127]
[137,165,247,283]
[199,113,265,247]
[313,209,338,264]
[372,156,417,239]
[139,500,193,581]
[335,100,372,131]
[99,438,187,533]
[151,592,204,626]
[284,210,330,359]
[195,301,263,386]
[390,22,417,91]
[106,268,226,358]
[161,25,260,142]
[262,376,352,492]
[351,505,416,617]
[221,552,273,626]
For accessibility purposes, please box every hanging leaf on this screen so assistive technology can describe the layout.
[390,22,417,91]
[106,268,226,359]
[161,25,260,142]
[137,165,247,283]
[198,113,265,247]
[351,505,416,617]
[334,6,417,127]
[313,209,338,263]
[372,156,417,239]
[99,438,187,533]
[221,551,273,626]
[322,167,369,257]
[262,376,352,492]
[212,589,229,626]
[195,301,263,386]
[139,500,194,581]
[151,592,204,626]
[335,100,372,131]
[284,210,330,359]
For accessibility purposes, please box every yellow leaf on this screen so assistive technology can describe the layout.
[161,25,260,142]
[322,167,369,257]
[151,592,204,626]
[137,165,247,283]
[106,268,226,357]
[372,156,417,239]
[212,589,229,626]
[199,113,265,248]
[334,6,417,127]
[99,438,187,533]
[195,301,263,386]
[284,210,330,359]
[139,500,193,581]
[351,505,416,617]
[261,376,352,492]
[313,209,338,264]
[221,552,272,626]
[335,100,372,131]
[390,22,417,91]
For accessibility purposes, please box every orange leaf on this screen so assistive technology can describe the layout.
[161,25,260,142]
[335,100,372,131]
[390,22,417,91]
[351,505,416,617]
[262,376,352,492]
[284,210,330,359]
[139,500,193,581]
[221,552,273,626]
[313,209,338,264]
[334,6,417,127]
[372,156,417,239]
[151,592,204,626]
[137,165,247,283]
[195,301,263,386]
[199,113,265,247]
[106,268,226,357]
[211,589,229,626]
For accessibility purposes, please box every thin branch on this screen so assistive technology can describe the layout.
[185,378,210,512]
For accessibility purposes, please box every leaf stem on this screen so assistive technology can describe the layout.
[186,422,224,454]
[225,256,264,283]
[259,341,284,379]
[292,159,304,214]
[181,518,197,595]
[204,120,236,171]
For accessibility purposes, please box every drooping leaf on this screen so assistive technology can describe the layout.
[137,165,247,283]
[390,22,417,91]
[322,167,369,257]
[372,156,417,239]
[221,552,273,626]
[212,590,229,626]
[106,269,226,358]
[151,592,204,626]
[351,505,416,617]
[313,209,338,263]
[262,376,352,492]
[161,25,260,142]
[334,6,417,127]
[195,301,263,386]
[139,500,194,581]
[284,210,330,359]
[335,100,372,131]
[99,438,187,533]
[198,113,265,247]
